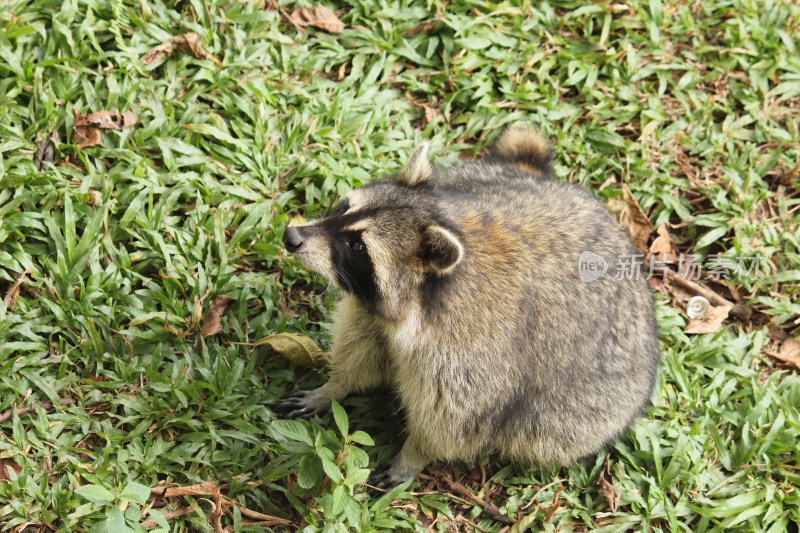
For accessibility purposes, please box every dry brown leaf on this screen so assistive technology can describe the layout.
[3,269,31,309]
[684,304,732,334]
[251,332,329,367]
[605,184,653,252]
[171,32,221,64]
[82,111,121,130]
[3,283,20,309]
[423,104,442,126]
[151,481,218,498]
[404,91,442,126]
[779,162,800,186]
[289,6,345,33]
[122,111,139,128]
[76,110,139,130]
[404,20,438,36]
[141,41,173,65]
[72,126,100,148]
[597,457,621,512]
[768,326,790,343]
[193,289,211,330]
[72,109,102,148]
[772,339,800,371]
[72,108,138,147]
[200,295,235,338]
[0,458,22,481]
[649,223,676,262]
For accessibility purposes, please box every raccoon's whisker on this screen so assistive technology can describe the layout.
[320,275,338,296]
[331,265,355,295]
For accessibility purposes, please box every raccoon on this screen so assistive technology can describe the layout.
[271,125,660,493]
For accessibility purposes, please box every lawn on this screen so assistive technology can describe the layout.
[1,0,799,531]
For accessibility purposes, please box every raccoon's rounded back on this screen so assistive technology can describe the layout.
[436,167,660,465]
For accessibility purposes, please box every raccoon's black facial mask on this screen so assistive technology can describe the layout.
[318,204,380,306]
[330,230,378,305]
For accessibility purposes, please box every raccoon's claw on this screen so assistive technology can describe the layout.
[366,462,413,497]
[269,389,330,420]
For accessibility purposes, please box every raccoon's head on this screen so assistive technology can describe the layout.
[282,143,463,319]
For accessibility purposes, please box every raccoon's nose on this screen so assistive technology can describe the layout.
[283,226,305,253]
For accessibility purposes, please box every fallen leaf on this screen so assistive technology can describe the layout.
[404,20,438,36]
[423,104,441,126]
[684,304,732,334]
[649,223,676,262]
[0,458,22,481]
[779,162,800,186]
[605,184,653,252]
[404,92,442,126]
[200,294,235,338]
[648,275,667,293]
[80,111,121,130]
[597,457,621,512]
[141,41,173,65]
[34,139,55,170]
[251,332,329,367]
[289,6,345,34]
[171,32,220,64]
[88,190,103,207]
[72,108,138,147]
[76,110,138,130]
[768,325,790,343]
[72,126,101,148]
[121,111,139,128]
[72,109,102,148]
[772,338,800,371]
[193,289,211,330]
[3,269,31,309]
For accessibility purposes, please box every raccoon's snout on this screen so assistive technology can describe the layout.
[282,226,305,253]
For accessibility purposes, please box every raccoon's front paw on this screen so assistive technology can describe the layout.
[366,459,418,497]
[269,388,331,419]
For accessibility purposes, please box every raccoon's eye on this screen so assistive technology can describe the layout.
[348,241,366,254]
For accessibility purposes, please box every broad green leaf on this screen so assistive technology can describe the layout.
[348,431,374,446]
[331,399,348,438]
[75,484,114,503]
[105,507,127,533]
[271,419,312,445]
[120,481,151,505]
[332,485,348,515]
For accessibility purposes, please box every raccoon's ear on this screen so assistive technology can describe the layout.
[421,225,463,274]
[397,142,432,186]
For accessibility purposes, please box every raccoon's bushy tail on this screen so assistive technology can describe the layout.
[487,124,552,178]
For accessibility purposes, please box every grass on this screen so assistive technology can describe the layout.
[0,0,799,531]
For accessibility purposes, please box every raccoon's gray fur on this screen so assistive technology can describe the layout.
[271,124,660,492]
